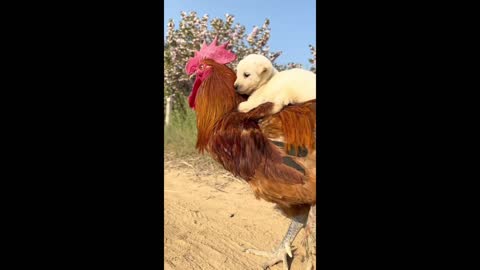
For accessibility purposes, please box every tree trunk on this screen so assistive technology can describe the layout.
[165,94,174,126]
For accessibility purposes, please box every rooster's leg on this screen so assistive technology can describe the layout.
[244,214,307,270]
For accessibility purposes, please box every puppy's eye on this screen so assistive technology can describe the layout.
[243,72,250,78]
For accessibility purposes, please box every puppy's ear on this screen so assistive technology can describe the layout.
[257,62,268,74]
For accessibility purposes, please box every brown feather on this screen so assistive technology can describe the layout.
[194,59,245,153]
[209,104,306,184]
[274,100,316,153]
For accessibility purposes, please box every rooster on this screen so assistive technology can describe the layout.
[185,37,316,270]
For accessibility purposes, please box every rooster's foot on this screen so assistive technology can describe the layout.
[244,214,306,270]
[244,243,296,270]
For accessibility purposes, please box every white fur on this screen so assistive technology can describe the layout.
[234,54,316,114]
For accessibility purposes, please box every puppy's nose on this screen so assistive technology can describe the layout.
[233,83,238,90]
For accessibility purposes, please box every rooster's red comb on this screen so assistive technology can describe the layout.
[185,36,237,73]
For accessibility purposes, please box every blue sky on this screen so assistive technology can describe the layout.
[164,0,316,68]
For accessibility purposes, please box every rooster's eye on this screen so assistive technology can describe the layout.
[244,73,250,78]
[199,64,204,70]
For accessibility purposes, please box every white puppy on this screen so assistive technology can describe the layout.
[234,54,316,114]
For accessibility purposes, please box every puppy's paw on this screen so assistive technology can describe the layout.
[270,103,284,114]
[238,101,253,113]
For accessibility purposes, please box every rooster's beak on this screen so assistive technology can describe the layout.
[189,72,196,80]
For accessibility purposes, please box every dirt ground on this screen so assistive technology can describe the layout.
[164,167,309,270]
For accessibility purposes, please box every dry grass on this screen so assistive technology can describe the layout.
[164,150,244,184]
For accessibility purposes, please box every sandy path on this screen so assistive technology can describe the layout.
[164,168,307,270]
